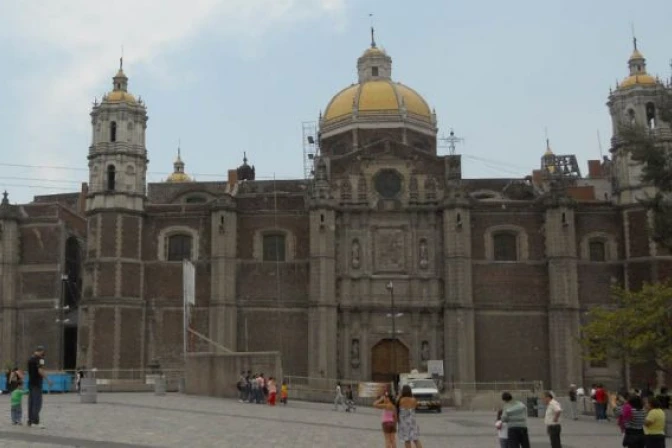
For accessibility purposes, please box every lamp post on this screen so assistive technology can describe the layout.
[385,281,401,393]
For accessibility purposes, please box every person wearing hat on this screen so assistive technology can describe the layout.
[26,346,52,428]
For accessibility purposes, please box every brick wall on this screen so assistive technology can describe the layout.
[627,210,650,258]
[578,264,623,306]
[20,226,61,264]
[475,311,550,384]
[471,210,544,260]
[237,211,309,260]
[238,310,308,376]
[237,262,309,303]
[20,272,57,299]
[472,264,548,308]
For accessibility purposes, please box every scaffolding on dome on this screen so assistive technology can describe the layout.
[302,121,319,179]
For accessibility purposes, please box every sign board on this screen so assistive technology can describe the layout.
[427,360,444,376]
[357,382,387,398]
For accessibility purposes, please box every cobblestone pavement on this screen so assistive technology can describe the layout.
[0,393,633,447]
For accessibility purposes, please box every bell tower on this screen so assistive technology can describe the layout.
[87,59,148,212]
[80,60,148,371]
[608,38,672,204]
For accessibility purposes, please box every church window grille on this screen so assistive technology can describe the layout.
[263,234,286,262]
[106,165,116,191]
[167,234,192,261]
[493,232,518,261]
[110,121,117,142]
[588,240,606,262]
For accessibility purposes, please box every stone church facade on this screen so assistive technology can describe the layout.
[1,38,671,391]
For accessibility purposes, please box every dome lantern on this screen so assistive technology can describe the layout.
[166,145,192,183]
[618,37,659,90]
[357,27,392,83]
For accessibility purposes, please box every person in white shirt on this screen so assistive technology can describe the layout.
[543,391,562,448]
[333,382,346,411]
[495,409,508,448]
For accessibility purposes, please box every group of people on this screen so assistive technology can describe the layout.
[333,382,356,412]
[614,389,669,448]
[496,391,562,448]
[373,386,423,448]
[237,371,287,406]
[6,346,52,427]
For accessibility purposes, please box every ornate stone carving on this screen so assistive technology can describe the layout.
[424,177,437,201]
[350,338,360,368]
[419,238,429,269]
[374,228,405,272]
[357,175,367,202]
[409,176,419,202]
[351,239,361,269]
[341,179,352,202]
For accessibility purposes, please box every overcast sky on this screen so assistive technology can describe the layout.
[1,0,671,204]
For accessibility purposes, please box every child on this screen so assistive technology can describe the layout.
[10,380,29,425]
[495,409,507,448]
[280,380,288,405]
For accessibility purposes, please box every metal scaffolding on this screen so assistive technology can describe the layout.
[302,121,319,179]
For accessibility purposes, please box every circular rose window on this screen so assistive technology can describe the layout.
[374,169,403,199]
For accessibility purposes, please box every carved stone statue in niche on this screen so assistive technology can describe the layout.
[419,239,429,269]
[351,239,361,269]
[420,340,430,366]
[341,179,352,201]
[350,339,360,368]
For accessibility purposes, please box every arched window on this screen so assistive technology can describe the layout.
[646,103,656,129]
[185,196,207,204]
[372,66,379,77]
[64,237,82,309]
[110,121,117,142]
[263,234,286,262]
[588,240,606,262]
[493,232,518,261]
[167,234,192,261]
[106,165,116,191]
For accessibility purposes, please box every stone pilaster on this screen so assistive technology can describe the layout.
[0,201,20,367]
[544,204,582,391]
[308,207,337,379]
[210,207,238,351]
[442,204,475,383]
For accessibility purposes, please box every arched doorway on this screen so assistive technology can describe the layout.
[371,338,410,383]
[62,236,82,371]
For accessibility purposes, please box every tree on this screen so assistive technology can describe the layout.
[581,282,672,376]
[619,88,672,250]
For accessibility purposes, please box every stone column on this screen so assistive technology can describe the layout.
[545,203,582,391]
[210,207,238,351]
[0,200,20,367]
[308,207,337,379]
[442,203,475,384]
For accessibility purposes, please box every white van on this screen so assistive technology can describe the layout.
[399,371,442,412]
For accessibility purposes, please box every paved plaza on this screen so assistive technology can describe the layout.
[0,392,633,447]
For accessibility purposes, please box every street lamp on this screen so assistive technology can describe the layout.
[385,281,402,394]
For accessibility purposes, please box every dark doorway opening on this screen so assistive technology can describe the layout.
[63,327,78,371]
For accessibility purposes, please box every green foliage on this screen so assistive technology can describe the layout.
[580,282,672,373]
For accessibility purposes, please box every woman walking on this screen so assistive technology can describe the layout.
[397,385,423,448]
[644,398,666,448]
[617,395,646,448]
[373,392,397,448]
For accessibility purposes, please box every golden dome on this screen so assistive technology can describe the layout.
[105,90,137,104]
[323,80,432,122]
[619,74,658,89]
[363,46,386,57]
[166,172,191,183]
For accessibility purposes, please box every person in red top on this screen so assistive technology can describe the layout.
[595,384,608,421]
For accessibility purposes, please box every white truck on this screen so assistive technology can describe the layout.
[398,370,442,412]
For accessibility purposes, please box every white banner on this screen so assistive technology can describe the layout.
[183,260,196,307]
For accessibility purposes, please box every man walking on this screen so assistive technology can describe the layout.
[543,391,563,448]
[27,346,51,428]
[500,392,530,448]
[568,384,578,420]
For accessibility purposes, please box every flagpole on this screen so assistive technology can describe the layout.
[183,260,187,364]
